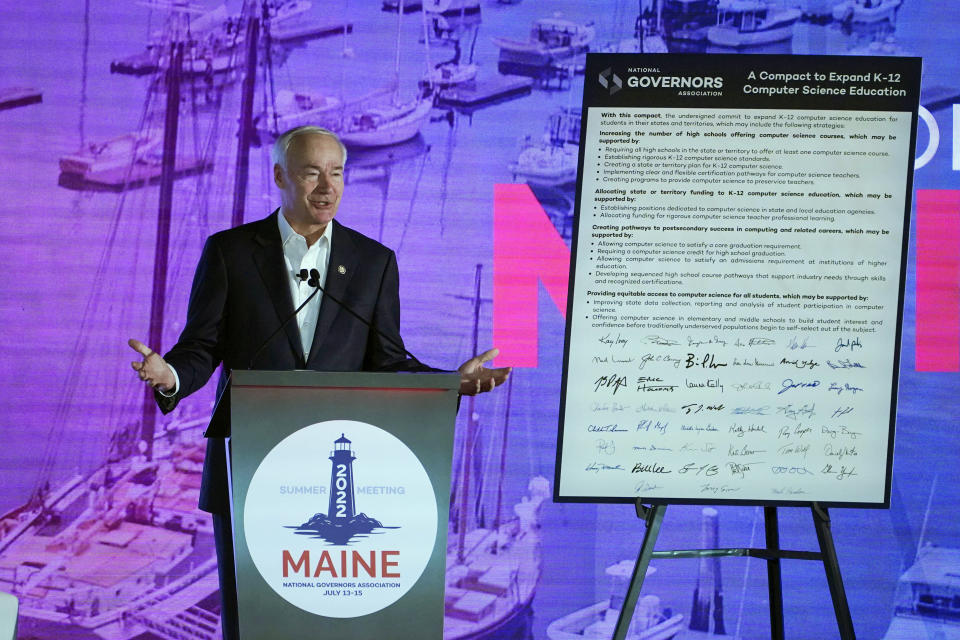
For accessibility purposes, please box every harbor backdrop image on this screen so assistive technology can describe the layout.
[0,0,959,638]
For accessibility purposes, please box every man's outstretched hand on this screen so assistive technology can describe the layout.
[128,338,175,392]
[458,348,511,396]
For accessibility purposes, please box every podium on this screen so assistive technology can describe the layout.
[227,370,460,639]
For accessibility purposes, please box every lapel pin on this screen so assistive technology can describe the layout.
[338,265,346,275]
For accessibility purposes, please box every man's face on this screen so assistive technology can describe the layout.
[274,133,344,231]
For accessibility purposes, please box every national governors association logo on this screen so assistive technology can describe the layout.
[244,420,438,618]
[599,67,623,96]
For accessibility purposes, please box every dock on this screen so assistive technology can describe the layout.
[0,87,42,111]
[436,75,533,111]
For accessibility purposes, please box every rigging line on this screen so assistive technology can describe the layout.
[467,24,479,63]
[79,0,90,144]
[39,42,171,483]
[40,101,160,477]
[916,474,938,561]
[394,142,431,254]
[440,110,460,231]
[169,96,226,275]
[187,72,205,171]
[262,12,279,137]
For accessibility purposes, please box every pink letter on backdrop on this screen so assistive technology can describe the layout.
[493,184,570,367]
[916,189,960,372]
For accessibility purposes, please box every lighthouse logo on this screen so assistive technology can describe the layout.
[244,420,438,618]
[288,432,393,546]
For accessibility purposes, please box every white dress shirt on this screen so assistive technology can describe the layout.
[278,211,332,358]
[160,213,332,396]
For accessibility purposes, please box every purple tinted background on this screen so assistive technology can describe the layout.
[0,0,957,639]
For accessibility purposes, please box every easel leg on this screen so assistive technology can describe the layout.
[612,503,666,640]
[811,504,856,640]
[765,506,785,640]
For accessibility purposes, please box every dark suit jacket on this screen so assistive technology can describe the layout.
[156,211,433,514]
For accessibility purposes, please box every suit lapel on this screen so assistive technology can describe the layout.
[308,220,358,365]
[252,210,304,365]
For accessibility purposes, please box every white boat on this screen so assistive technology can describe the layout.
[546,562,684,640]
[444,477,549,639]
[334,4,433,149]
[442,271,549,640]
[267,0,313,24]
[338,94,434,148]
[258,89,342,137]
[146,1,312,39]
[422,62,479,88]
[0,413,221,639]
[881,545,960,640]
[510,107,581,187]
[424,0,481,17]
[509,142,577,187]
[493,18,595,73]
[707,0,800,46]
[112,28,245,77]
[832,0,901,23]
[58,132,163,175]
[145,3,230,44]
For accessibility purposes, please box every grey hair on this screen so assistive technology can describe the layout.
[271,125,347,170]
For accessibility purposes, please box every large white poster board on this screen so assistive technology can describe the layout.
[557,54,921,506]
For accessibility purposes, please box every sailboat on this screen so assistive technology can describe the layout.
[58,131,164,176]
[831,0,901,24]
[546,563,684,640]
[338,89,435,148]
[881,478,960,640]
[492,17,595,76]
[0,412,220,639]
[257,88,343,137]
[509,107,581,188]
[420,1,481,93]
[443,265,549,639]
[334,0,434,148]
[706,0,800,47]
[0,4,250,638]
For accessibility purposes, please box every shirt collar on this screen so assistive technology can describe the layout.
[278,210,333,248]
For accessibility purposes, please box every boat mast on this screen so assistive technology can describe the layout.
[393,0,404,99]
[141,38,184,460]
[491,374,514,540]
[232,3,261,228]
[916,475,937,562]
[456,263,483,562]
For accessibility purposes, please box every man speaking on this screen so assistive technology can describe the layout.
[127,125,509,638]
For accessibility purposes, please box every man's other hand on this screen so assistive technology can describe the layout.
[128,338,175,392]
[458,348,511,396]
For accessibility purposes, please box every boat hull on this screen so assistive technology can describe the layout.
[339,99,433,148]
[546,600,684,640]
[882,613,960,640]
[707,16,798,46]
[832,0,901,23]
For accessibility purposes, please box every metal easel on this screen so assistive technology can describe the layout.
[612,501,856,640]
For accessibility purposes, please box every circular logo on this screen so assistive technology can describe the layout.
[244,420,438,617]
